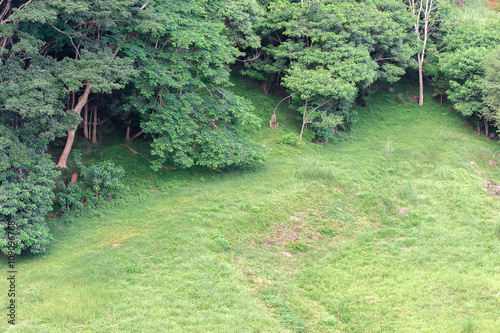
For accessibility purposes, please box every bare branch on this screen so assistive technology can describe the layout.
[140,0,151,10]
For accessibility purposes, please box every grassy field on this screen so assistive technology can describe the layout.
[2,74,500,332]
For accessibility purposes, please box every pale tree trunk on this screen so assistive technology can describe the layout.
[56,85,91,168]
[91,104,97,144]
[299,98,333,143]
[83,103,89,140]
[299,99,308,143]
[418,56,424,106]
[484,118,489,137]
[409,0,436,107]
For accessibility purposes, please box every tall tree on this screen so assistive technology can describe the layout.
[483,48,500,128]
[407,0,440,106]
[124,0,266,170]
[439,19,500,134]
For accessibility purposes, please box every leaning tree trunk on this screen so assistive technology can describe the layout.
[56,85,91,168]
[418,55,424,106]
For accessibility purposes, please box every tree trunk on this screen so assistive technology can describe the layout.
[418,56,424,106]
[125,117,131,141]
[299,122,306,143]
[440,94,442,106]
[83,103,89,140]
[299,99,308,143]
[70,91,76,110]
[484,118,489,137]
[92,104,97,144]
[125,126,131,141]
[56,85,91,168]
[131,130,143,141]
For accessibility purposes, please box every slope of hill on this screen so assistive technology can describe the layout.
[2,75,499,332]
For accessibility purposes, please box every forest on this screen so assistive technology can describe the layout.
[1,0,500,331]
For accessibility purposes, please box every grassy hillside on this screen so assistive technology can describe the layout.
[2,74,500,332]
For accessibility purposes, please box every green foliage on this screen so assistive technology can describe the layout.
[277,132,302,147]
[212,0,264,49]
[301,129,315,141]
[122,0,266,170]
[311,108,346,143]
[55,154,125,214]
[56,181,85,212]
[80,161,125,201]
[438,17,500,128]
[244,0,415,140]
[0,127,58,254]
[483,48,500,126]
[141,88,266,170]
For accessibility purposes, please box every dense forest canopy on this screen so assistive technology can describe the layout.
[0,0,499,253]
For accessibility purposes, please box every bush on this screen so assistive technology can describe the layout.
[55,154,125,214]
[0,127,58,254]
[81,161,125,201]
[56,181,85,212]
[302,129,316,141]
[277,133,303,148]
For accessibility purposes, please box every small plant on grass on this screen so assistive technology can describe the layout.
[382,138,396,156]
[398,183,419,204]
[332,297,353,324]
[213,232,231,252]
[277,133,304,148]
[397,93,403,103]
[289,240,307,252]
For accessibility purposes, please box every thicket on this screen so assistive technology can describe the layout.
[0,0,499,254]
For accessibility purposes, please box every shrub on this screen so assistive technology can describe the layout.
[55,154,125,214]
[55,181,85,212]
[277,133,303,148]
[302,129,316,141]
[81,161,125,200]
[0,127,57,254]
[277,133,299,145]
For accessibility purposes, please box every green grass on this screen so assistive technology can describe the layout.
[448,0,500,25]
[2,77,500,332]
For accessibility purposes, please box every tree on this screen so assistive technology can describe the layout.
[282,66,357,142]
[124,0,266,170]
[483,48,500,128]
[244,0,415,141]
[439,19,500,135]
[407,0,440,106]
[54,50,135,168]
